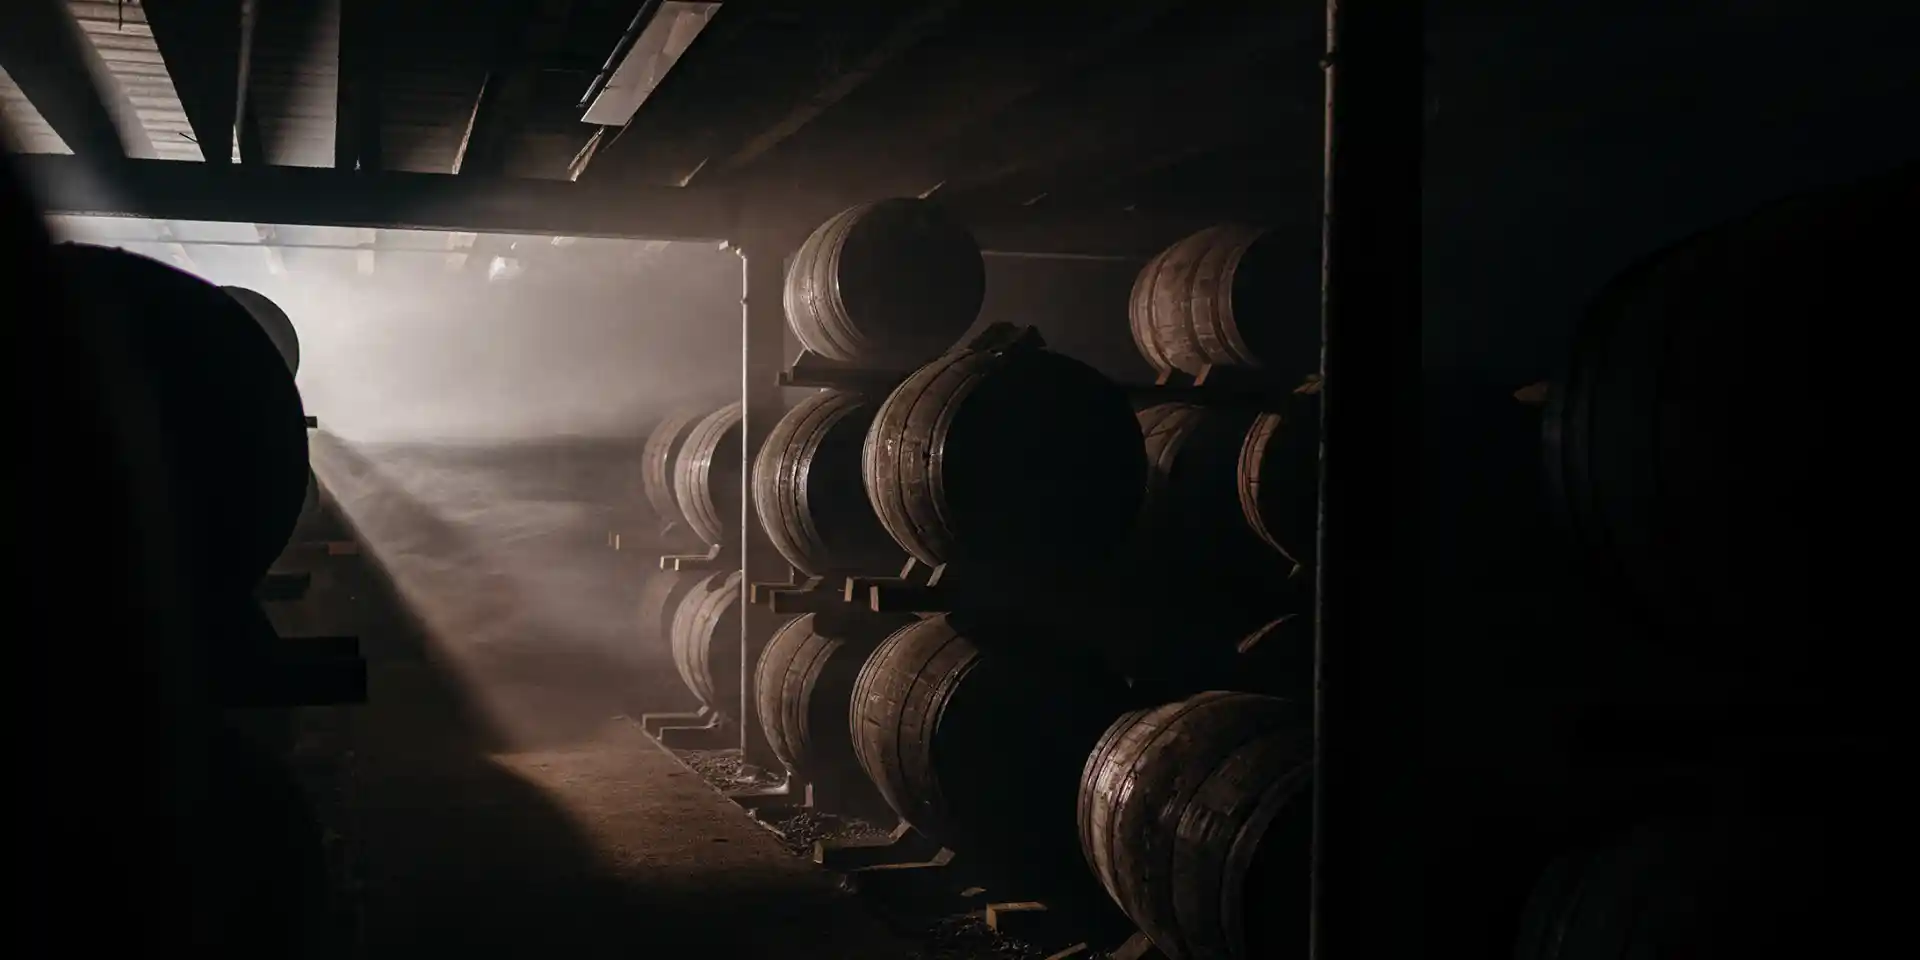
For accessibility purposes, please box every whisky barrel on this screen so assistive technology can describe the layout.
[1542,164,1911,668]
[863,337,1146,593]
[783,198,985,367]
[1515,815,1873,959]
[851,614,1132,885]
[754,611,915,780]
[753,390,907,577]
[301,470,320,519]
[1236,402,1320,569]
[642,404,711,532]
[221,286,300,374]
[1079,691,1314,960]
[1128,247,1177,376]
[52,243,310,593]
[1134,402,1278,578]
[637,569,701,648]
[670,569,744,715]
[1128,224,1318,386]
[672,401,745,547]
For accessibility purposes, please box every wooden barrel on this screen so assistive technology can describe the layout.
[1542,165,1910,675]
[1515,815,1874,959]
[754,611,915,780]
[672,401,745,547]
[1128,248,1177,376]
[670,569,744,715]
[1235,401,1320,569]
[221,285,300,374]
[752,390,907,577]
[52,243,310,593]
[301,469,320,519]
[862,336,1146,593]
[851,614,1132,886]
[1134,402,1279,579]
[1079,691,1314,960]
[637,569,701,648]
[783,198,985,367]
[1128,224,1318,386]
[642,404,711,532]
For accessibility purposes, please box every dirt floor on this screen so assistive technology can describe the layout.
[258,505,1124,959]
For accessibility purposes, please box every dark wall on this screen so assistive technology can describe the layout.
[1425,3,1920,383]
[970,254,1158,383]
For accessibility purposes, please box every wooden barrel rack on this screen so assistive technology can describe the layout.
[860,324,1148,607]
[751,610,913,818]
[850,613,1135,908]
[1079,691,1314,960]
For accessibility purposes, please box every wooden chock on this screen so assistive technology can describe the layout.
[1108,931,1168,960]
[640,706,711,738]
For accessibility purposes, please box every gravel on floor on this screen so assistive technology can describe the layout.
[667,746,1114,960]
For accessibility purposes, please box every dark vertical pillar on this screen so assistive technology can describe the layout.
[336,0,384,171]
[738,234,794,773]
[1311,0,1424,958]
[142,0,245,165]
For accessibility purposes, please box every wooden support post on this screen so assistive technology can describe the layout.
[737,233,797,776]
[1313,1,1424,958]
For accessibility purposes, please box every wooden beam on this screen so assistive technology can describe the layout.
[20,154,742,240]
[736,0,1189,200]
[140,0,246,165]
[930,1,1310,210]
[455,0,576,177]
[15,153,1204,256]
[703,0,966,180]
[0,0,129,159]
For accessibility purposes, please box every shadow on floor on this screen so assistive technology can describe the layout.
[298,434,905,959]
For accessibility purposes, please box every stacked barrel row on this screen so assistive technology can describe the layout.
[632,398,749,717]
[705,202,1319,958]
[1500,165,1912,955]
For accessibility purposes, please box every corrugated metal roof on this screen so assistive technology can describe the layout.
[68,0,203,161]
[249,0,339,167]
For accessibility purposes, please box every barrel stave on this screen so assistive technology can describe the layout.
[672,402,745,547]
[753,390,905,577]
[783,199,985,367]
[1078,691,1311,960]
[643,405,709,531]
[1235,402,1320,569]
[863,344,1146,591]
